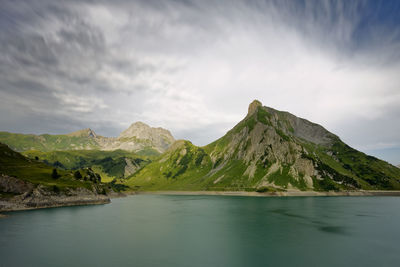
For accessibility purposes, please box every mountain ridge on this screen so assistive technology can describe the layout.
[0,122,175,153]
[126,100,400,192]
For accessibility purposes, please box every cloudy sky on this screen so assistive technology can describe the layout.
[0,0,399,164]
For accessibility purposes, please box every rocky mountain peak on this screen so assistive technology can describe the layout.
[248,100,262,116]
[117,121,175,152]
[119,122,150,138]
[119,122,172,139]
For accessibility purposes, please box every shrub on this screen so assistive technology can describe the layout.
[51,169,59,179]
[256,187,269,193]
[52,185,60,193]
[95,173,101,183]
[73,170,82,179]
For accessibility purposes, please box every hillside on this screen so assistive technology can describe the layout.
[126,100,400,192]
[0,143,112,211]
[0,122,174,154]
[22,149,152,182]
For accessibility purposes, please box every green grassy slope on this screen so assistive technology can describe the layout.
[0,143,107,192]
[126,103,400,192]
[0,130,170,155]
[302,141,400,191]
[0,132,100,152]
[22,149,153,180]
[126,141,213,190]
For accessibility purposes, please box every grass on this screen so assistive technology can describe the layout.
[0,143,109,192]
[22,149,152,180]
[0,131,100,152]
[4,104,400,193]
[125,105,400,192]
[299,140,400,190]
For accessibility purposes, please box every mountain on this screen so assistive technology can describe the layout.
[0,122,175,154]
[66,128,98,138]
[126,100,400,192]
[99,122,175,153]
[22,149,152,181]
[0,143,112,211]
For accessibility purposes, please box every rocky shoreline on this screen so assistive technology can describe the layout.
[2,188,399,216]
[0,190,110,212]
[0,174,111,213]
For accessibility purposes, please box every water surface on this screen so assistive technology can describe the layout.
[1,195,400,266]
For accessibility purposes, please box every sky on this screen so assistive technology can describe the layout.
[0,0,400,164]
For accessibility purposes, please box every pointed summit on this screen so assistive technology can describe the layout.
[248,100,262,116]
[119,122,151,138]
[128,103,400,192]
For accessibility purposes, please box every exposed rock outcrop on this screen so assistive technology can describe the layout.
[247,99,262,116]
[0,174,34,194]
[124,158,141,177]
[0,175,110,212]
[127,100,400,192]
[117,122,175,152]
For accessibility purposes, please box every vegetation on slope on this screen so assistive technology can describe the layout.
[0,143,108,193]
[126,140,213,190]
[126,101,400,192]
[0,132,100,152]
[22,149,153,181]
[0,123,174,154]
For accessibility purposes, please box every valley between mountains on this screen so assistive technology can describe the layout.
[1,100,400,211]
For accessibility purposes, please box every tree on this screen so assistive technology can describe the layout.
[95,173,101,183]
[51,169,59,179]
[53,161,64,168]
[52,185,60,193]
[73,170,82,179]
[101,188,107,195]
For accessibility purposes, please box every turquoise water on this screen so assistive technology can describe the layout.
[1,195,400,267]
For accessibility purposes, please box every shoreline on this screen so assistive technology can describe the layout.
[132,190,400,197]
[2,190,400,217]
[0,194,111,214]
[0,197,110,213]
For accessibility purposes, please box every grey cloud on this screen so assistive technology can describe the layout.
[0,0,400,165]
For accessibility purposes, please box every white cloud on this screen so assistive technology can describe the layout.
[1,0,399,163]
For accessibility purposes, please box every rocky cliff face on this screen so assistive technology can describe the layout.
[0,122,175,153]
[127,100,400,192]
[119,122,174,142]
[0,143,115,211]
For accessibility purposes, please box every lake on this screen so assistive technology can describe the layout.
[1,195,400,267]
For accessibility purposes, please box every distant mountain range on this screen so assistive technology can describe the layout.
[126,100,400,192]
[1,100,400,195]
[0,122,175,154]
